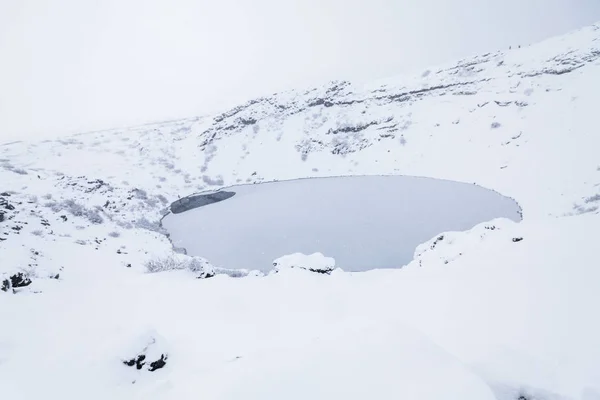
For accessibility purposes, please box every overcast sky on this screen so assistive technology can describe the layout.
[1,0,599,143]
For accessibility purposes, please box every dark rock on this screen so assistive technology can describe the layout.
[512,237,523,243]
[60,215,68,222]
[0,198,15,210]
[85,179,107,193]
[430,235,444,250]
[308,98,334,108]
[2,273,32,292]
[327,120,381,135]
[213,98,261,123]
[135,355,146,370]
[238,117,257,125]
[11,273,32,288]
[384,81,477,103]
[197,271,215,279]
[170,191,236,214]
[307,267,333,275]
[123,354,147,370]
[123,353,167,372]
[522,66,584,77]
[148,354,167,371]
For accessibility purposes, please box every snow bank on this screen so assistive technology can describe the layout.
[407,217,520,269]
[119,330,169,373]
[272,252,336,274]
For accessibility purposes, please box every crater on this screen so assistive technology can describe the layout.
[162,175,521,272]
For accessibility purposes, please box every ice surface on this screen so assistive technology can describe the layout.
[162,175,521,272]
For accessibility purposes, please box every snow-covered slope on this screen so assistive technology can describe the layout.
[1,23,600,399]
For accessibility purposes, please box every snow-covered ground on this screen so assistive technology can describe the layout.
[163,175,521,272]
[1,22,600,399]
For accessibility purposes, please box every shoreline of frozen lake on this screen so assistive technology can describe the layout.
[162,175,522,272]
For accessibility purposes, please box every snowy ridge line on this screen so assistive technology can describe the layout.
[199,23,600,151]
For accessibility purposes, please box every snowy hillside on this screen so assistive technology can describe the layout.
[1,23,600,399]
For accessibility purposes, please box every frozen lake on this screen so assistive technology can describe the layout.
[162,176,522,272]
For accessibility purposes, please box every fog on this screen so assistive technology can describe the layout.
[1,0,599,143]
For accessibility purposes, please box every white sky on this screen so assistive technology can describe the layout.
[1,0,599,143]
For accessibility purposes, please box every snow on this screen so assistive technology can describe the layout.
[1,22,600,399]
[272,252,336,274]
[197,322,496,400]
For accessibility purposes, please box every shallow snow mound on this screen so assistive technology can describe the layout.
[272,252,336,274]
[120,330,169,373]
[407,218,520,269]
[145,253,215,279]
[200,323,496,400]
